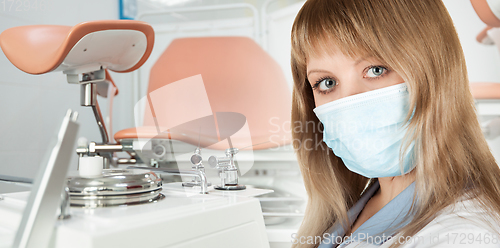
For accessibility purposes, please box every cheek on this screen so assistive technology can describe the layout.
[312,93,321,108]
[313,93,333,107]
[390,72,405,84]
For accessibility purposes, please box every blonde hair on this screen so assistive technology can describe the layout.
[290,0,500,247]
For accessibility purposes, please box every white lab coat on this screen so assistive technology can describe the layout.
[343,197,500,248]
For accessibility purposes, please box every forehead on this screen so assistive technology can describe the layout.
[304,39,372,66]
[307,48,348,60]
[306,48,369,70]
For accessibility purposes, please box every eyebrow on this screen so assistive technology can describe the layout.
[355,57,367,66]
[307,69,331,77]
[307,57,372,77]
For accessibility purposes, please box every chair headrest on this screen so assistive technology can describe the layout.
[0,20,154,75]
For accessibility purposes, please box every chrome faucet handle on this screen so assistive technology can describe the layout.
[191,153,202,166]
[208,147,239,169]
[208,156,231,169]
[190,147,203,168]
[208,148,246,191]
[182,148,211,188]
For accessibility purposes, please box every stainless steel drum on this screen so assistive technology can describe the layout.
[67,169,164,208]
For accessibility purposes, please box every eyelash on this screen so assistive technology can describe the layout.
[312,77,336,95]
[364,65,390,79]
[311,65,390,95]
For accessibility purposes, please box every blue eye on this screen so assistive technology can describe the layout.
[317,78,337,91]
[366,66,387,77]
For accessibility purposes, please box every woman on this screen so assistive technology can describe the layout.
[290,0,500,247]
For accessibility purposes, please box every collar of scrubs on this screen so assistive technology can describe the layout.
[318,180,416,248]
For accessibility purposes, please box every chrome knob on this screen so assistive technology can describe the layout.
[191,153,202,166]
[182,148,212,188]
[210,148,246,190]
[208,156,231,169]
[190,147,204,169]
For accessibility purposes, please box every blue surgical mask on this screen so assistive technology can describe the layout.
[313,83,415,178]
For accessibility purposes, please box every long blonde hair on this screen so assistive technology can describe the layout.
[290,0,500,247]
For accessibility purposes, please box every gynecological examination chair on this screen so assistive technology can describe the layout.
[0,20,155,169]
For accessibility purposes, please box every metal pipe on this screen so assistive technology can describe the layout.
[127,166,208,194]
[260,0,275,51]
[80,82,110,145]
[80,83,97,106]
[91,101,109,144]
[90,143,124,153]
[116,158,137,164]
[77,143,127,155]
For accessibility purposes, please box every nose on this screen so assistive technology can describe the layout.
[337,78,366,100]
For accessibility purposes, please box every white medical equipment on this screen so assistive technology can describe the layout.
[12,110,79,248]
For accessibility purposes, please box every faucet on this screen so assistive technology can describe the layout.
[182,148,212,187]
[208,148,246,190]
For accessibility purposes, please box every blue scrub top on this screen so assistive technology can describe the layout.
[318,180,416,248]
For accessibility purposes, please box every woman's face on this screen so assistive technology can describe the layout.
[306,51,405,107]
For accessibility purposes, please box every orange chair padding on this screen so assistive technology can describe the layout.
[471,0,500,27]
[476,26,494,43]
[115,37,292,150]
[470,82,500,99]
[0,20,154,75]
[115,112,247,148]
